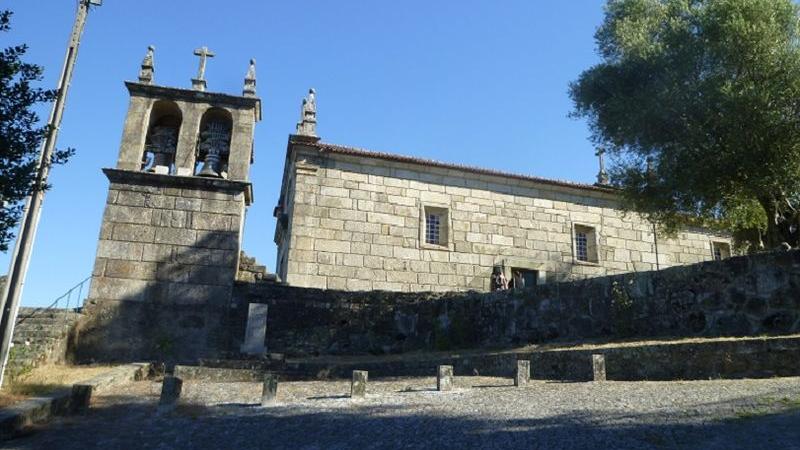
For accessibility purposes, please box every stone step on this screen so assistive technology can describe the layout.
[15,316,81,327]
[14,324,71,334]
[13,328,68,340]
[15,321,76,331]
[10,341,60,354]
[7,307,81,375]
[15,316,77,325]
[17,307,80,315]
[16,309,82,318]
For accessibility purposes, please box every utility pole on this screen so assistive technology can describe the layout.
[0,0,102,387]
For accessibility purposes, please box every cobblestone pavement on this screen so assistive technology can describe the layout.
[4,376,800,450]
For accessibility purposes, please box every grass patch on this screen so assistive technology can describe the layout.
[0,364,114,408]
[730,395,800,421]
[776,396,800,410]
[734,408,771,420]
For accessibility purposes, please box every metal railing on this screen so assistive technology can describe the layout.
[15,276,91,327]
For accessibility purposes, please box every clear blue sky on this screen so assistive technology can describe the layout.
[2,0,605,307]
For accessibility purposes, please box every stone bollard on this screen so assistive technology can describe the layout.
[261,373,278,406]
[71,384,93,412]
[351,370,368,399]
[514,360,531,387]
[159,375,183,408]
[592,354,606,382]
[437,365,454,392]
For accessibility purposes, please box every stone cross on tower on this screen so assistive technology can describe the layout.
[595,147,609,185]
[192,46,215,91]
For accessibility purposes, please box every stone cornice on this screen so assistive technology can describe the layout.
[125,81,262,121]
[103,168,253,205]
[289,137,618,196]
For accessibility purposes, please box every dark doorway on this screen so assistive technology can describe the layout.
[510,268,537,289]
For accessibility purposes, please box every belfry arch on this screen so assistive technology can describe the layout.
[142,100,182,174]
[195,107,233,178]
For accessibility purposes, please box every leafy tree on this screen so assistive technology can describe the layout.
[0,10,72,252]
[570,0,800,250]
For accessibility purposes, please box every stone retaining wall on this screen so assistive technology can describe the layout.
[275,336,800,381]
[234,250,800,357]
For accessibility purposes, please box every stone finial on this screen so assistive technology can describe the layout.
[243,58,257,97]
[295,88,318,137]
[138,45,155,85]
[595,147,609,185]
[191,46,215,91]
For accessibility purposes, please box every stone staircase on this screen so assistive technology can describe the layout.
[237,251,278,283]
[7,307,83,379]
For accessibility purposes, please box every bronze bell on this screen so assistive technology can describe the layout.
[198,150,221,177]
[196,121,230,178]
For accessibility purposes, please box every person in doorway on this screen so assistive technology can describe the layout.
[511,270,525,290]
[491,266,508,291]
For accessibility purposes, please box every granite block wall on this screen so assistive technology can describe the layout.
[76,169,251,361]
[277,146,731,292]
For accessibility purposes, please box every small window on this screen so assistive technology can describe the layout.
[426,213,441,245]
[510,269,537,289]
[575,231,589,261]
[422,205,449,248]
[574,224,599,263]
[712,241,731,261]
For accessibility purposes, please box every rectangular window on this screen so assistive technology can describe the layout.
[712,241,731,261]
[426,213,441,245]
[422,205,449,249]
[575,231,589,261]
[574,224,599,263]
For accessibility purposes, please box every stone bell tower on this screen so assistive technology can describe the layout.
[78,47,261,361]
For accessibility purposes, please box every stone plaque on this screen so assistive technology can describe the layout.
[240,303,269,355]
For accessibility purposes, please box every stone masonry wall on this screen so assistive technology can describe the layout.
[75,169,250,362]
[279,145,730,292]
[234,250,800,357]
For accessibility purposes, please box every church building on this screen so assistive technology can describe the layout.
[273,91,731,292]
[76,46,734,361]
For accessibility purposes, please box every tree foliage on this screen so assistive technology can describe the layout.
[570,0,800,250]
[0,11,72,252]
